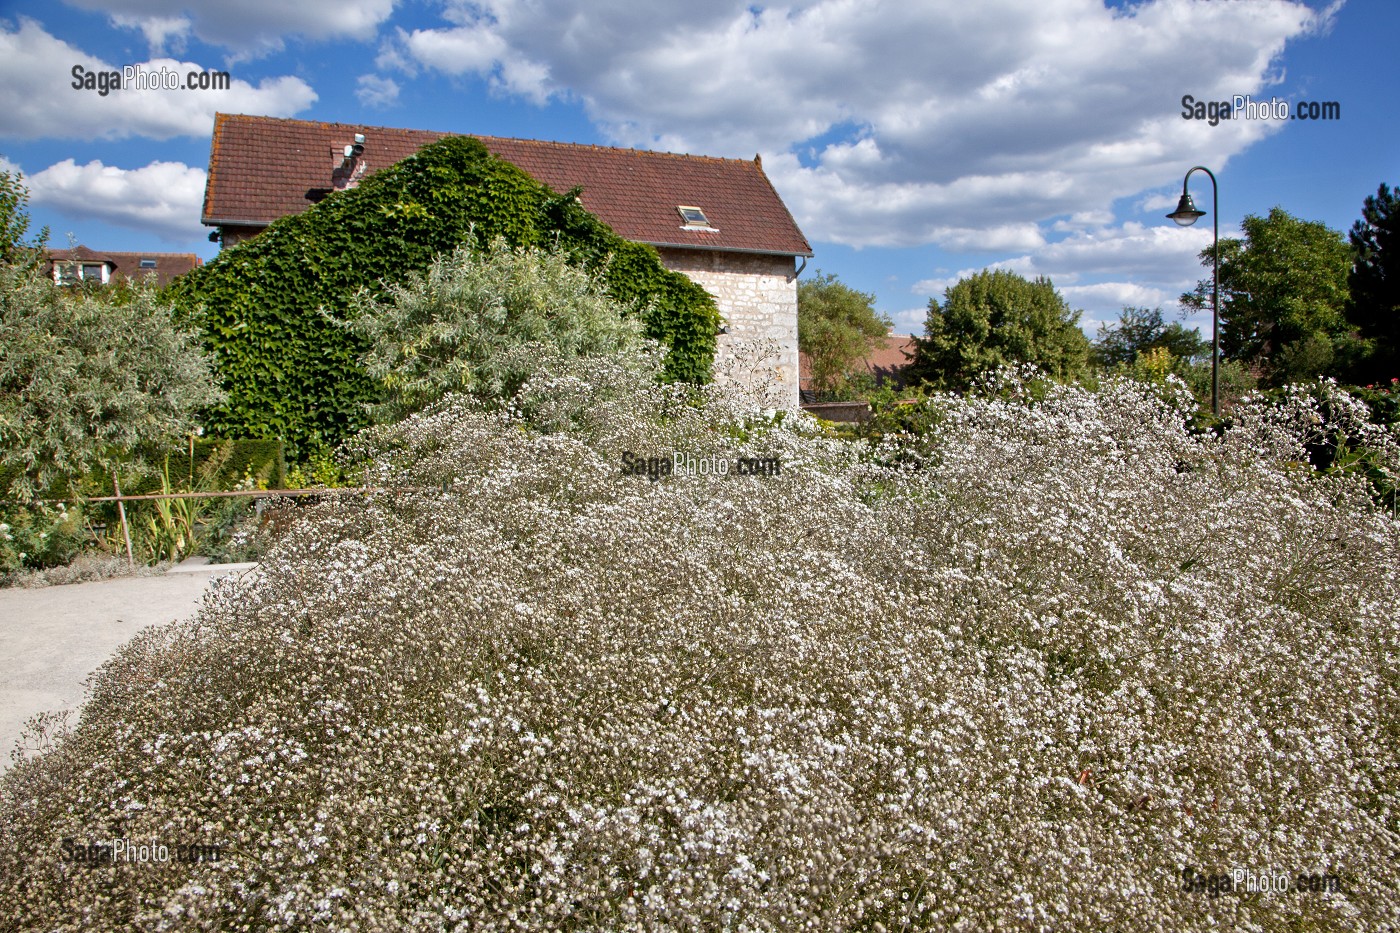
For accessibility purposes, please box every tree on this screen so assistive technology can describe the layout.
[344,238,647,421]
[0,168,46,267]
[909,269,1090,389]
[1093,306,1207,368]
[1181,207,1353,386]
[797,271,891,399]
[0,260,223,500]
[1347,182,1400,381]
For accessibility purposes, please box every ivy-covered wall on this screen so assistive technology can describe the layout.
[164,136,720,456]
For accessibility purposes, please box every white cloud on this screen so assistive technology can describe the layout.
[357,74,400,108]
[65,0,397,55]
[1060,281,1174,311]
[887,306,929,336]
[109,13,191,55]
[0,19,317,140]
[382,0,1331,249]
[24,159,207,242]
[910,220,1222,327]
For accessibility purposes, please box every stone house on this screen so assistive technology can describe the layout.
[200,113,813,405]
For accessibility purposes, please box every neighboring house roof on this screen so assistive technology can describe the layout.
[203,113,813,257]
[799,335,918,393]
[46,246,203,286]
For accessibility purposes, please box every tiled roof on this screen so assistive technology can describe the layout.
[203,113,812,257]
[46,246,203,286]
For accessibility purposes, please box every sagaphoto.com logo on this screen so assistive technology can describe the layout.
[71,63,231,96]
[1181,93,1340,126]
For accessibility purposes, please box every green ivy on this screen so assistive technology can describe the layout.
[164,137,719,457]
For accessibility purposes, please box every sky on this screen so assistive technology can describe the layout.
[1,0,1395,339]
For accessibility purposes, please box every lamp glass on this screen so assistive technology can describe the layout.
[1167,192,1205,227]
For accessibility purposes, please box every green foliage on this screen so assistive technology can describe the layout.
[164,137,719,457]
[797,271,891,399]
[0,501,87,574]
[185,438,286,491]
[1181,207,1353,386]
[131,459,208,563]
[1253,380,1400,511]
[1351,378,1400,428]
[344,237,647,420]
[910,269,1090,390]
[0,261,223,501]
[1093,306,1207,368]
[0,168,46,266]
[1347,182,1400,381]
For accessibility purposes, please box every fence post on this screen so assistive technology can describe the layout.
[112,472,135,568]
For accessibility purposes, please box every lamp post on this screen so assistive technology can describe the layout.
[1166,165,1219,416]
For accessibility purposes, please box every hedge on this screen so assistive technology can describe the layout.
[164,136,720,456]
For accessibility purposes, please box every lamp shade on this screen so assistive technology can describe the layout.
[1167,192,1206,227]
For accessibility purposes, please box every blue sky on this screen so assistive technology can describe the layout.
[1,0,1394,339]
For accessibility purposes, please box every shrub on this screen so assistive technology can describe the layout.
[0,501,87,575]
[0,261,223,501]
[1,366,1397,929]
[344,237,647,420]
[911,269,1091,390]
[164,136,719,457]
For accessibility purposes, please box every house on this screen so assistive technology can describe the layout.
[47,245,202,287]
[799,334,918,402]
[200,113,814,405]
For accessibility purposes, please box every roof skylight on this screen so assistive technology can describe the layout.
[678,206,716,230]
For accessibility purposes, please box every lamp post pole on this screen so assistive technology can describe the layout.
[1167,166,1219,416]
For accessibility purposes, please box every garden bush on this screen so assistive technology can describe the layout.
[0,260,221,502]
[343,236,647,420]
[1,362,1397,929]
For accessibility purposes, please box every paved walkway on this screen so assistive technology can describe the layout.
[0,564,254,772]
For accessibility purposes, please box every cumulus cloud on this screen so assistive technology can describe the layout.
[910,220,1220,327]
[24,158,207,242]
[357,73,401,108]
[65,0,396,55]
[381,0,1331,249]
[0,19,317,140]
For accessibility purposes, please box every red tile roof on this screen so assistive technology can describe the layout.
[203,113,812,257]
[46,245,203,286]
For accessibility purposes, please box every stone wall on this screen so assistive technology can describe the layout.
[655,247,800,408]
[218,225,266,248]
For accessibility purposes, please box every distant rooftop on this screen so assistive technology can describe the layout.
[46,246,202,286]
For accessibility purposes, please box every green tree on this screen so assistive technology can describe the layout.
[344,238,647,420]
[1093,306,1207,368]
[1347,182,1400,381]
[0,260,223,500]
[1181,207,1353,386]
[0,168,46,267]
[797,271,891,399]
[910,269,1090,390]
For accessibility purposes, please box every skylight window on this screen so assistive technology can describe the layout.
[140,258,157,269]
[678,206,716,230]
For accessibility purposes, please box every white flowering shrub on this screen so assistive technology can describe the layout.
[1,360,1397,930]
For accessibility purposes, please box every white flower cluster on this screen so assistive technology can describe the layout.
[1,359,1396,930]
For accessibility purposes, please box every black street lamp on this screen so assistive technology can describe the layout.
[1166,165,1219,416]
